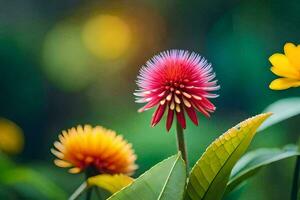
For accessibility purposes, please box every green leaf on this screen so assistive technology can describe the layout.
[259,97,300,131]
[225,145,300,194]
[0,167,67,200]
[0,152,14,171]
[185,113,271,200]
[108,154,187,200]
[87,174,134,194]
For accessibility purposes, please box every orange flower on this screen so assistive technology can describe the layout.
[51,125,137,175]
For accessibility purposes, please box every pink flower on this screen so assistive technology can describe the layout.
[135,50,219,131]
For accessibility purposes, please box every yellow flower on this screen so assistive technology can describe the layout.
[0,118,24,154]
[269,42,300,90]
[51,125,137,175]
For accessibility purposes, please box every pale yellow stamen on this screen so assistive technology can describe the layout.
[182,92,192,98]
[183,97,192,108]
[170,101,175,110]
[160,99,166,105]
[192,95,202,100]
[174,95,181,104]
[166,93,172,101]
[175,104,181,112]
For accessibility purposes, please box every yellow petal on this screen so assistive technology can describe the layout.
[270,66,299,79]
[87,174,134,194]
[269,53,292,68]
[269,53,299,78]
[269,78,300,90]
[284,43,300,69]
[284,42,296,55]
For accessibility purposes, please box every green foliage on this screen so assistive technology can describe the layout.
[0,153,67,200]
[226,145,300,194]
[108,154,186,200]
[0,152,14,171]
[185,113,271,200]
[259,97,300,131]
[0,167,67,200]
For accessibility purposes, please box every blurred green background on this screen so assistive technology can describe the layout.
[0,0,300,199]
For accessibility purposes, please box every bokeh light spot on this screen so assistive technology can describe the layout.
[0,118,24,155]
[82,14,132,60]
[43,23,94,91]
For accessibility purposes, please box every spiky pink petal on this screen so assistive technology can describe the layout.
[185,106,198,125]
[166,108,174,131]
[176,106,186,129]
[135,50,219,131]
[151,104,166,126]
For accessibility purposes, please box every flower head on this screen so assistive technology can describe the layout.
[269,42,300,90]
[135,50,219,131]
[51,125,137,175]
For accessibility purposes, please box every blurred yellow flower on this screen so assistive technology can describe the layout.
[82,14,131,60]
[269,42,300,90]
[0,118,24,154]
[51,125,137,175]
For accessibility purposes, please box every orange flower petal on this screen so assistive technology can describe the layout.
[269,78,300,90]
[68,167,81,174]
[52,125,137,175]
[51,148,64,159]
[54,159,72,168]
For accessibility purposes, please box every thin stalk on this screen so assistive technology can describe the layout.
[291,155,300,200]
[95,188,104,200]
[85,167,98,200]
[176,121,189,171]
[86,188,93,200]
[69,182,88,200]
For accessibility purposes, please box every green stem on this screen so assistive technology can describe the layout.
[85,168,98,200]
[86,188,93,200]
[69,182,88,200]
[176,121,189,171]
[291,155,300,200]
[95,188,104,200]
[69,168,100,200]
